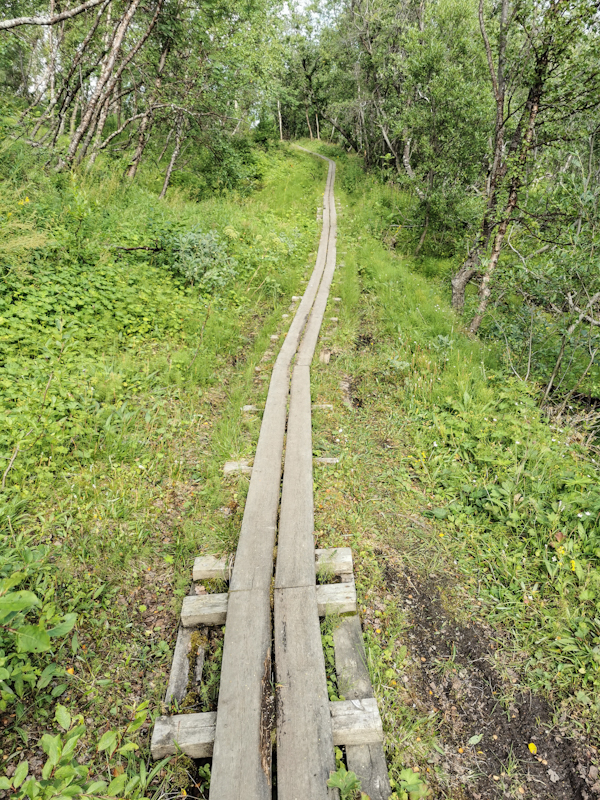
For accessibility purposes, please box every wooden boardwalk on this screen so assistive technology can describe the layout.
[151,149,391,800]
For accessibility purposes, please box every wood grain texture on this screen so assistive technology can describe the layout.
[209,589,272,800]
[332,614,373,700]
[330,698,383,746]
[346,745,391,800]
[192,555,231,581]
[316,582,357,617]
[164,626,192,704]
[315,547,353,578]
[180,593,228,627]
[274,586,336,800]
[151,712,216,759]
[274,366,315,590]
[332,615,392,800]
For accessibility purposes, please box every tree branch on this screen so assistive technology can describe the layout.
[0,0,106,30]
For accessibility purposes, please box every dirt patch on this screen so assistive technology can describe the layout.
[383,563,600,800]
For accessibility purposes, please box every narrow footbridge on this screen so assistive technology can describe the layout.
[151,150,391,800]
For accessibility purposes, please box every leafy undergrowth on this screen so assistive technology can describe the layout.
[0,143,326,796]
[308,143,600,799]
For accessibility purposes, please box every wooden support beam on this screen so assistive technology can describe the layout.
[151,712,216,759]
[164,626,192,704]
[333,615,392,800]
[192,555,231,581]
[181,594,228,627]
[316,547,353,579]
[330,698,383,746]
[151,699,382,761]
[316,582,357,617]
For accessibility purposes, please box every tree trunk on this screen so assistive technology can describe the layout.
[315,113,320,140]
[469,76,544,333]
[414,214,429,256]
[66,0,142,165]
[305,105,313,139]
[126,42,169,179]
[159,114,185,199]
[277,99,283,141]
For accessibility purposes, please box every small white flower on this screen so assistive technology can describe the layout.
[552,556,557,562]
[433,442,438,447]
[585,512,591,516]
[515,441,520,445]
[577,513,583,518]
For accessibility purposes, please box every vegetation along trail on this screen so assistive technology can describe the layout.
[2,0,600,799]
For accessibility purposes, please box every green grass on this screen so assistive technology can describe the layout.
[304,141,600,796]
[0,141,327,795]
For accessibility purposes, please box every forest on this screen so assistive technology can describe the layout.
[1,0,600,798]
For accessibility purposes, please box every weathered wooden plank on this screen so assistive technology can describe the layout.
[209,589,272,800]
[333,616,392,800]
[330,698,383,746]
[332,615,372,700]
[316,582,357,617]
[151,712,216,759]
[194,644,205,686]
[346,746,391,800]
[180,593,228,627]
[164,626,192,704]
[274,586,336,800]
[223,459,252,476]
[316,548,353,579]
[192,555,231,581]
[274,366,316,590]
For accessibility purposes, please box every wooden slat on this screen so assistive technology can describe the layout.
[274,366,316,590]
[332,614,372,700]
[330,698,383,746]
[209,589,272,799]
[180,593,228,627]
[151,712,216,759]
[315,547,353,578]
[274,586,336,800]
[333,615,392,800]
[192,555,231,581]
[316,582,357,617]
[164,626,192,704]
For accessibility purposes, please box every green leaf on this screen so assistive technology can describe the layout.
[97,730,118,753]
[0,777,12,790]
[55,704,71,731]
[47,613,77,638]
[37,662,61,689]
[15,625,51,653]
[0,590,39,615]
[467,733,483,746]
[41,733,62,768]
[85,781,108,793]
[106,772,128,797]
[13,761,28,789]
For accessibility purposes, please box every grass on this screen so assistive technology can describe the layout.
[3,135,600,798]
[303,140,600,797]
[0,141,327,795]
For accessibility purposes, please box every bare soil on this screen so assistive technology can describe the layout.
[383,562,600,800]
